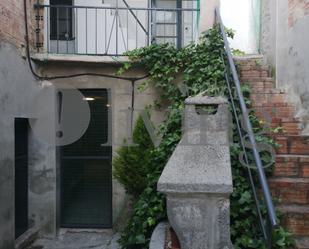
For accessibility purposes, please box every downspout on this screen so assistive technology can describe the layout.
[176,0,182,48]
[194,0,200,40]
[197,0,200,29]
[250,0,262,53]
[258,0,262,53]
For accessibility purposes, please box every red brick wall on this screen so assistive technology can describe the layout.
[0,0,38,52]
[0,0,25,48]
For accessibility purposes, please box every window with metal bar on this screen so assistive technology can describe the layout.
[50,0,74,40]
[151,0,197,48]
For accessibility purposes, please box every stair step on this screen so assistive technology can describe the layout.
[295,236,309,249]
[271,122,301,135]
[274,136,309,155]
[248,82,276,95]
[240,70,269,78]
[273,155,309,178]
[277,205,309,236]
[234,56,264,67]
[252,104,295,121]
[255,102,293,108]
[240,77,274,83]
[238,64,269,71]
[269,177,309,204]
[252,116,301,135]
[254,106,297,126]
[250,87,285,94]
[250,93,287,107]
[253,116,300,124]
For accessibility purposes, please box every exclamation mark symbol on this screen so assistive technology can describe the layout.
[56,91,63,138]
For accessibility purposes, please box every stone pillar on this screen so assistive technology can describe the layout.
[158,94,233,249]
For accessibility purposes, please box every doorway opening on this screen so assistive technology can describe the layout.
[60,89,112,228]
[15,118,29,239]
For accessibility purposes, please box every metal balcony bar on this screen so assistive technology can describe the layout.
[34,4,199,12]
[34,3,199,56]
[121,0,148,35]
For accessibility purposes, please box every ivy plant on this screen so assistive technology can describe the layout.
[117,26,294,249]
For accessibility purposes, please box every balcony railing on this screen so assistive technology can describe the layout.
[34,3,200,56]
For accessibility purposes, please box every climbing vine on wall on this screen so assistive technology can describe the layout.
[116,26,294,249]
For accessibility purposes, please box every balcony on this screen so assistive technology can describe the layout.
[34,0,200,56]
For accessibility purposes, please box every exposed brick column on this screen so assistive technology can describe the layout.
[0,0,41,53]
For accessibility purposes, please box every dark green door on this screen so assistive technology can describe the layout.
[60,89,112,228]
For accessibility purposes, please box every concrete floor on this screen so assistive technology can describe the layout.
[28,229,120,249]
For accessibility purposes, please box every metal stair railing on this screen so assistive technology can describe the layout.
[215,8,278,248]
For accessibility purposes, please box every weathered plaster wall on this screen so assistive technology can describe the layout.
[261,0,309,134]
[0,47,164,249]
[0,0,25,49]
[0,0,58,247]
[200,0,220,32]
[36,60,166,227]
[28,126,57,235]
[0,0,38,53]
[0,1,217,246]
[0,42,57,249]
[261,0,277,66]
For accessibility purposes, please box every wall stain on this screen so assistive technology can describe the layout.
[0,158,13,187]
[0,93,10,111]
[0,239,14,249]
[288,0,309,27]
[29,167,54,194]
[1,208,12,222]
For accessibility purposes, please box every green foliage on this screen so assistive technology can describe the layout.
[117,26,294,249]
[232,48,246,56]
[113,115,154,197]
[117,177,166,249]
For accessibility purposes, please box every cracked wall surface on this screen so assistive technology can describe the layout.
[0,41,57,249]
[261,0,309,134]
[0,43,165,248]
